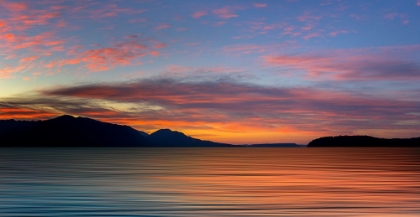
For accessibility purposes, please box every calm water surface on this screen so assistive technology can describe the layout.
[0,148,419,217]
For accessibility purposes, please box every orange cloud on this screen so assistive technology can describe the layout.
[29,78,420,143]
[19,56,39,63]
[3,75,420,144]
[0,65,26,79]
[0,107,57,120]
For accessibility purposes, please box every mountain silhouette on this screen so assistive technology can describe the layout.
[145,129,233,147]
[0,115,147,147]
[307,135,420,147]
[0,115,235,147]
[0,115,339,147]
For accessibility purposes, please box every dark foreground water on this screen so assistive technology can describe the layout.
[0,148,419,217]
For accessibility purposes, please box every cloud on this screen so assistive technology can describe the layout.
[297,15,321,22]
[213,6,239,19]
[2,77,420,143]
[0,106,57,120]
[417,0,420,6]
[303,32,322,40]
[88,3,146,19]
[0,31,64,54]
[19,56,39,63]
[43,78,420,127]
[192,11,207,19]
[47,37,166,72]
[329,30,356,37]
[0,65,27,79]
[222,42,295,55]
[253,3,267,8]
[264,46,420,81]
[0,0,28,12]
[155,24,170,30]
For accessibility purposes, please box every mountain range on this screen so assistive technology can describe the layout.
[0,115,301,147]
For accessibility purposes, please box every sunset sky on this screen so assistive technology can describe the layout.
[1,0,420,144]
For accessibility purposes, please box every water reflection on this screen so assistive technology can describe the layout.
[0,148,419,216]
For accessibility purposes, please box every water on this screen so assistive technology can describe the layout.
[0,148,419,217]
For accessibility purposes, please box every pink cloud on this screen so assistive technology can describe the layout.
[329,30,356,37]
[384,13,410,25]
[154,43,168,49]
[155,24,170,30]
[0,31,65,56]
[1,0,28,12]
[417,0,420,6]
[192,11,207,19]
[14,32,64,51]
[263,46,420,81]
[253,3,267,8]
[384,13,398,20]
[129,18,147,23]
[0,20,6,29]
[297,15,321,22]
[301,24,314,31]
[89,4,145,19]
[48,38,167,72]
[213,6,239,19]
[222,42,295,55]
[282,26,295,35]
[303,32,321,40]
[11,12,61,27]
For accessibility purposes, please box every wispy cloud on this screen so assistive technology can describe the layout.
[213,6,240,19]
[264,45,420,81]
[192,11,207,19]
[253,3,267,8]
[46,37,165,72]
[0,0,28,12]
[155,24,171,30]
[329,30,356,37]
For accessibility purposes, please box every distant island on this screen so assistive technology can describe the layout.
[307,135,420,147]
[0,115,301,147]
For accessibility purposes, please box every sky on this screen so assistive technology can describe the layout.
[0,0,420,144]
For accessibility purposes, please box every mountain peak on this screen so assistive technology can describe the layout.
[151,129,185,137]
[52,115,77,121]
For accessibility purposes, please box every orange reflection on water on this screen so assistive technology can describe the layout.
[133,148,420,216]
